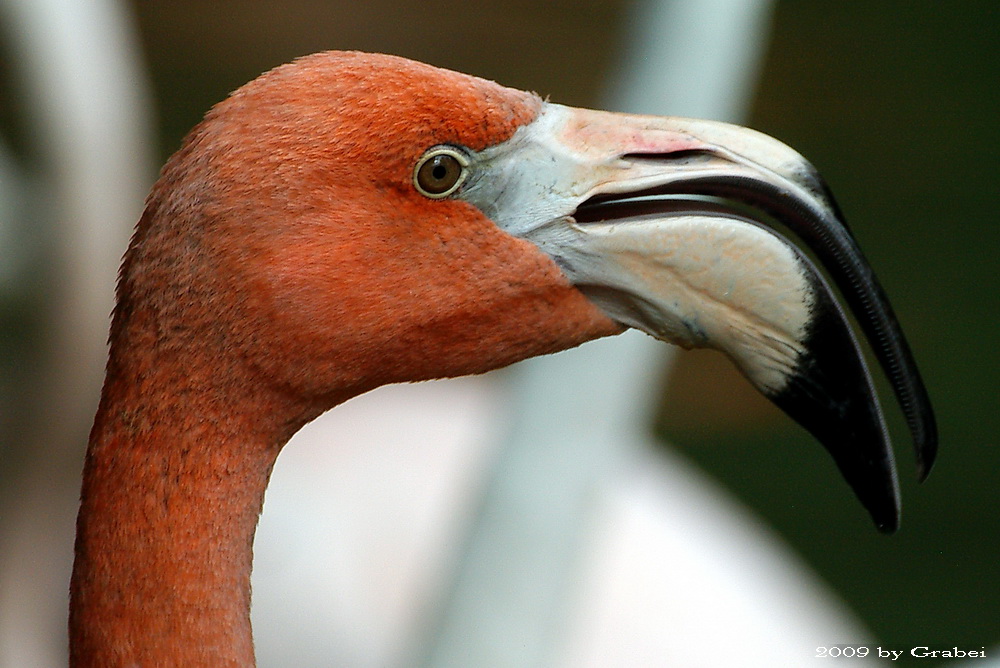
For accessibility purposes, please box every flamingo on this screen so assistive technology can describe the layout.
[69,51,936,666]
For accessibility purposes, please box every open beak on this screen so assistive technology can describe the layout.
[463,103,937,533]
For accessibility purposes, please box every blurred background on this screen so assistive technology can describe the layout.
[1,0,997,666]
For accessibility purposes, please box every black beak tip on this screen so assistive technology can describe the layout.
[771,368,902,534]
[916,459,932,484]
[915,423,939,483]
[764,293,902,535]
[875,512,899,535]
[851,456,901,534]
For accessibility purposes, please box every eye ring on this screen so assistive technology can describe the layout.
[413,146,470,199]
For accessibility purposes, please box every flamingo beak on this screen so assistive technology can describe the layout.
[461,103,937,532]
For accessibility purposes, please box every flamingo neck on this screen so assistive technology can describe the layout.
[69,353,321,667]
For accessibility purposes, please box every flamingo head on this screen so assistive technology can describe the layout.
[116,51,934,531]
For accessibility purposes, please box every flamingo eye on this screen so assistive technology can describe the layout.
[414,146,469,198]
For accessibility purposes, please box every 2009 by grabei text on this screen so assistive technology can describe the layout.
[816,645,987,660]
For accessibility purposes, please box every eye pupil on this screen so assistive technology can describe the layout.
[414,147,469,198]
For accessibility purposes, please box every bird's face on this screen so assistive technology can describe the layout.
[131,52,934,530]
